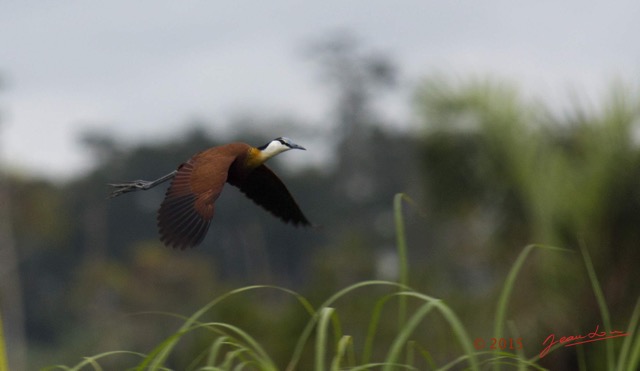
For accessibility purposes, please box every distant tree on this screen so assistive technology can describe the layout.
[79,129,121,165]
[306,31,401,205]
[0,94,27,370]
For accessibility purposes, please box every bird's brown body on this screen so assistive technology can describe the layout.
[109,138,310,249]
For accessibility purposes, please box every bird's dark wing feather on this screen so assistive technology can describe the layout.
[232,164,310,226]
[157,153,231,249]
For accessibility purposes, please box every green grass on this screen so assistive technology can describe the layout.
[578,240,640,371]
[45,193,640,370]
[0,311,7,371]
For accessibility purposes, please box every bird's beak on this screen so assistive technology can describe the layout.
[290,142,306,151]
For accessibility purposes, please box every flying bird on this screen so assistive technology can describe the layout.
[109,137,311,249]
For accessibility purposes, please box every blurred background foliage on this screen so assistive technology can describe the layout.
[0,34,639,370]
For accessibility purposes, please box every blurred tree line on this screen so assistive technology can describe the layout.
[1,34,639,369]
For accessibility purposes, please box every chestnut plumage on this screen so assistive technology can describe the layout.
[109,137,310,249]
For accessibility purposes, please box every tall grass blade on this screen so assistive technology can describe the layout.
[579,241,614,370]
[394,193,411,329]
[393,194,416,283]
[620,298,640,371]
[385,292,480,371]
[629,333,640,371]
[384,300,436,371]
[0,311,7,371]
[220,348,247,369]
[42,351,146,371]
[616,298,640,371]
[330,335,352,370]
[206,336,231,366]
[362,293,397,364]
[410,342,436,370]
[286,280,403,371]
[492,243,535,344]
[493,244,569,340]
[576,344,587,371]
[361,192,420,366]
[350,363,417,371]
[315,307,335,371]
[444,352,546,371]
[492,244,570,370]
[506,321,525,371]
[134,285,310,370]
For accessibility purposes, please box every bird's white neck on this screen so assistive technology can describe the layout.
[259,140,291,161]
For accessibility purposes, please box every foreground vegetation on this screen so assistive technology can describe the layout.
[32,194,639,370]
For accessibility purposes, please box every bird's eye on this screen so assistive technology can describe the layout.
[278,139,288,146]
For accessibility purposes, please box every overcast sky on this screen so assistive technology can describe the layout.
[1,1,639,180]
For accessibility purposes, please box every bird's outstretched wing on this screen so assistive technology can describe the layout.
[157,152,233,249]
[232,164,310,226]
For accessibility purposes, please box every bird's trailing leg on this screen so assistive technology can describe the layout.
[108,170,177,198]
